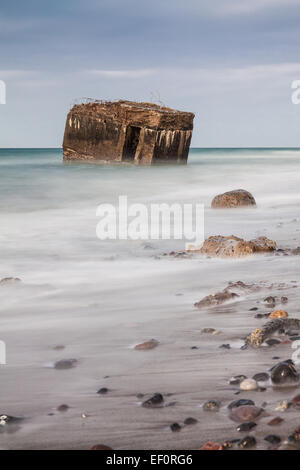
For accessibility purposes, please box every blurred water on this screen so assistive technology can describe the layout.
[0,148,300,449]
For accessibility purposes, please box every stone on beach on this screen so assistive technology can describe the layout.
[201,441,223,450]
[54,359,78,370]
[267,416,284,426]
[271,361,299,385]
[142,393,164,408]
[194,290,239,309]
[239,379,258,391]
[134,339,159,350]
[229,405,262,422]
[269,310,288,319]
[196,235,276,258]
[203,400,220,412]
[91,444,113,450]
[211,189,256,209]
[0,277,21,285]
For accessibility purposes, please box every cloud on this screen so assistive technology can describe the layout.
[87,69,156,78]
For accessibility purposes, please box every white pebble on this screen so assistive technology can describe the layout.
[239,378,258,391]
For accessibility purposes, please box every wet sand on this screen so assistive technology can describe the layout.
[0,256,300,450]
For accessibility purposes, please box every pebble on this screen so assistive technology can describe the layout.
[249,307,258,311]
[238,435,256,449]
[97,387,109,394]
[170,423,181,432]
[184,417,198,425]
[239,379,258,391]
[229,375,247,385]
[269,310,288,319]
[281,296,288,304]
[291,394,300,409]
[203,400,220,412]
[201,441,223,450]
[142,393,164,408]
[0,415,23,426]
[275,400,290,412]
[219,344,230,349]
[57,404,69,412]
[267,416,284,426]
[264,296,276,306]
[266,339,281,346]
[201,328,216,334]
[134,339,159,351]
[252,372,269,382]
[0,277,21,285]
[236,421,257,432]
[54,359,78,370]
[264,435,281,445]
[228,399,255,410]
[230,405,262,423]
[53,345,65,351]
[271,361,299,385]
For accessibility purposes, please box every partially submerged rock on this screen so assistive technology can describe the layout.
[245,318,300,347]
[194,290,239,308]
[134,339,159,350]
[211,189,256,209]
[54,359,78,370]
[229,405,262,423]
[142,393,164,408]
[0,277,21,285]
[197,235,276,258]
[269,310,288,319]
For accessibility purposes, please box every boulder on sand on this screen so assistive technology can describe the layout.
[197,235,276,258]
[211,189,256,208]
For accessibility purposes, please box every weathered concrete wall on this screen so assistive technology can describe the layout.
[63,100,195,165]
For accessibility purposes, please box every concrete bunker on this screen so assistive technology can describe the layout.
[63,100,195,165]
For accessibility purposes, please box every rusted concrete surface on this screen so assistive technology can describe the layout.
[63,100,195,165]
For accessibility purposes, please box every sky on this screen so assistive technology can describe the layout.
[1,0,300,147]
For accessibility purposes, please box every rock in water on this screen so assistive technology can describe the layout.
[203,400,220,412]
[228,399,255,410]
[271,361,299,385]
[239,379,258,391]
[54,359,78,370]
[0,277,21,285]
[194,290,239,308]
[237,422,257,432]
[134,339,159,350]
[170,423,181,432]
[142,393,164,408]
[91,444,113,450]
[267,416,284,426]
[197,235,276,258]
[201,441,223,450]
[229,405,262,422]
[184,417,198,425]
[238,436,256,449]
[211,189,256,209]
[269,310,288,319]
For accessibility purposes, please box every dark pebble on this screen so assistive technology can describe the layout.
[184,417,198,425]
[249,307,258,311]
[281,297,288,304]
[271,361,299,385]
[264,435,281,445]
[142,393,164,408]
[136,393,144,399]
[228,399,255,410]
[97,387,109,394]
[219,344,231,349]
[57,404,69,412]
[236,421,257,432]
[255,313,269,319]
[252,372,269,382]
[266,339,281,346]
[191,346,198,350]
[54,359,78,370]
[238,435,256,449]
[170,423,181,432]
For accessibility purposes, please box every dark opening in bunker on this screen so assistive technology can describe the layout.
[122,126,141,161]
